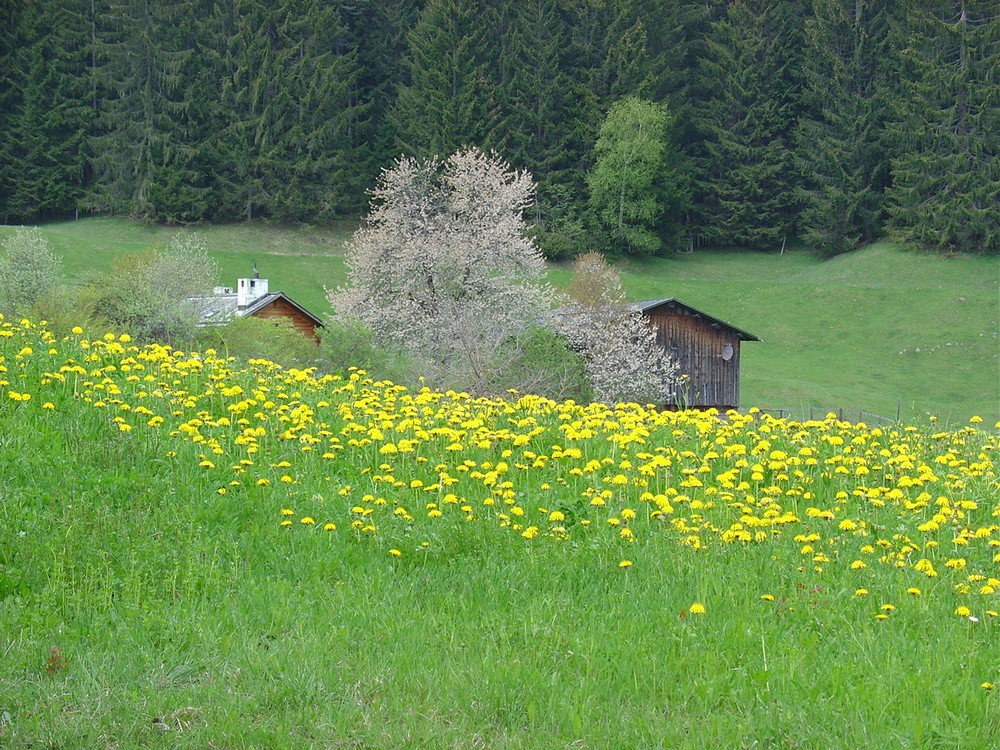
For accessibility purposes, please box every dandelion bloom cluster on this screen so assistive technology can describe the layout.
[1,315,998,629]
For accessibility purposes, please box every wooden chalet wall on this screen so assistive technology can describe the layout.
[643,303,743,410]
[250,298,321,342]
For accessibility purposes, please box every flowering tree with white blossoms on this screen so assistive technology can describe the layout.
[329,147,561,393]
[557,251,677,405]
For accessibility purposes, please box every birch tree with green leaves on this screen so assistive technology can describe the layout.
[586,97,687,255]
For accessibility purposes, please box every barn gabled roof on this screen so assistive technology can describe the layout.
[631,298,760,341]
[187,291,324,328]
[243,292,325,327]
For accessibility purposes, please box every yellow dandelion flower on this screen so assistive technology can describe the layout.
[955,606,971,617]
[389,549,402,557]
[324,523,336,531]
[280,508,294,516]
[760,594,775,602]
[854,588,869,597]
[619,560,633,568]
[982,683,994,691]
[906,588,921,596]
[280,520,292,527]
[689,602,706,615]
[300,517,315,525]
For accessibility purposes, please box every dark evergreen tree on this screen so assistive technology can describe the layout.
[140,1,223,223]
[641,0,714,105]
[490,0,596,256]
[341,0,424,206]
[0,0,93,222]
[389,0,495,158]
[0,0,25,220]
[212,0,363,221]
[885,0,999,254]
[687,0,807,250]
[794,0,898,257]
[85,0,196,219]
[588,1,651,102]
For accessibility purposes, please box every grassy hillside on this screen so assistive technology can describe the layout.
[1,319,997,748]
[612,243,998,424]
[0,217,350,315]
[2,218,997,423]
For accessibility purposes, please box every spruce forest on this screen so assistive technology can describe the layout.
[0,0,997,257]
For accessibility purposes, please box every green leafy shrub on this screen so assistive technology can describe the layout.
[81,233,218,343]
[198,315,320,367]
[0,228,62,315]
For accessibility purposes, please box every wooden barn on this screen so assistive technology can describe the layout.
[632,298,760,410]
[189,269,324,341]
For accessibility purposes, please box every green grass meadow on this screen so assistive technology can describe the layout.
[0,219,998,748]
[4,217,996,423]
[0,316,997,748]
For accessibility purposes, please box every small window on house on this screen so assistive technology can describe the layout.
[720,343,734,361]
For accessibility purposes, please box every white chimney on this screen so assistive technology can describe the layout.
[237,274,268,309]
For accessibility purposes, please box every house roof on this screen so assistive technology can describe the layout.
[186,293,240,325]
[243,292,325,327]
[187,291,324,328]
[631,298,760,341]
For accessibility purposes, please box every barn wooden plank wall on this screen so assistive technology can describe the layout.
[645,305,743,410]
[251,298,322,342]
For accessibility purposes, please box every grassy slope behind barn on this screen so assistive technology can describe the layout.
[2,219,997,423]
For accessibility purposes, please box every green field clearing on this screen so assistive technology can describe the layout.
[1,218,997,422]
[0,319,997,748]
